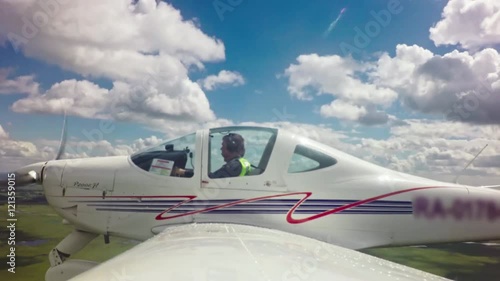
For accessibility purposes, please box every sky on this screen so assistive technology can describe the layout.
[0,0,499,185]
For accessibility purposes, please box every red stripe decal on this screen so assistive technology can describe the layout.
[286,186,446,224]
[154,186,452,223]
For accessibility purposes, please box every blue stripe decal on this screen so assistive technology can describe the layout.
[94,207,412,212]
[86,203,412,209]
[73,199,411,204]
[80,196,414,217]
[94,208,412,214]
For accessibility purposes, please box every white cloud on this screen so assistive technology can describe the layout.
[0,122,166,172]
[0,123,54,172]
[128,135,166,152]
[0,0,226,127]
[11,79,109,118]
[198,70,245,91]
[354,119,500,183]
[0,0,224,78]
[239,121,351,151]
[2,119,499,185]
[374,45,500,124]
[0,138,39,158]
[11,76,218,124]
[389,119,500,140]
[320,99,367,121]
[429,0,500,50]
[369,44,434,89]
[0,67,39,95]
[62,139,135,159]
[283,54,397,125]
[284,54,398,106]
[319,101,392,126]
[125,117,234,139]
[284,45,500,125]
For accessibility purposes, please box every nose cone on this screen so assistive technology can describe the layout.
[13,161,46,186]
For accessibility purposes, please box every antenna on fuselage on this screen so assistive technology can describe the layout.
[453,144,488,184]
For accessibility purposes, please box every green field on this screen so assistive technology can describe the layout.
[0,204,137,281]
[2,203,500,280]
[364,244,500,280]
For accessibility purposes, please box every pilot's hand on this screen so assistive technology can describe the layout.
[172,167,185,177]
[172,167,180,176]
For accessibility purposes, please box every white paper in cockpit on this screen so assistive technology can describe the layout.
[149,158,174,176]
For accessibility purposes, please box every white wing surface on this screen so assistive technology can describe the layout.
[69,223,450,281]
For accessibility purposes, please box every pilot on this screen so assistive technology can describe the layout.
[172,133,251,178]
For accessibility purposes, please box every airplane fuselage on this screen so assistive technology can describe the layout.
[41,153,500,250]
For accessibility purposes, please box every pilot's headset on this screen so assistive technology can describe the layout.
[225,133,244,156]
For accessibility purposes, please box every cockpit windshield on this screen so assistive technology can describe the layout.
[130,133,196,177]
[208,127,278,177]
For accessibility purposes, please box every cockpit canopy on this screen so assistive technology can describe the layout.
[130,127,281,178]
[130,126,338,179]
[131,133,196,177]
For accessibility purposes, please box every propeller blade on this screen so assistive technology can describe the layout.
[1,113,67,189]
[55,112,67,160]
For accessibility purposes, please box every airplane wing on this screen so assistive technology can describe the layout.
[68,224,451,281]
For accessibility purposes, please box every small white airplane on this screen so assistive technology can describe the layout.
[4,123,500,281]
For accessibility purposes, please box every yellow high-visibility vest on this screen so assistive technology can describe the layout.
[238,157,251,176]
